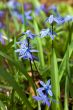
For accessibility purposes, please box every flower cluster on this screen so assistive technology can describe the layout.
[46,14,73,25]
[7,0,21,10]
[15,30,38,61]
[40,28,56,40]
[11,10,32,24]
[14,5,73,108]
[39,7,73,40]
[33,80,53,106]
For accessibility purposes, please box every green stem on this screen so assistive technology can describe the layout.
[51,48,60,110]
[10,89,15,110]
[64,76,69,110]
[64,45,70,110]
[27,38,36,94]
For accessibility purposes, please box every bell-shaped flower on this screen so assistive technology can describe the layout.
[40,28,57,40]
[0,33,5,45]
[46,14,73,25]
[7,0,21,10]
[33,90,50,107]
[22,30,36,39]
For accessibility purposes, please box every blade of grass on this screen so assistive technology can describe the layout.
[0,100,6,110]
[51,48,60,110]
[0,67,33,110]
[33,16,45,69]
[64,76,69,110]
[0,51,36,93]
[59,40,73,82]
[64,45,70,110]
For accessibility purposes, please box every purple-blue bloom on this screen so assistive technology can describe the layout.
[35,4,47,15]
[22,30,36,39]
[24,3,32,11]
[0,11,4,17]
[24,10,32,20]
[15,46,38,60]
[33,90,50,107]
[0,33,5,45]
[40,28,56,40]
[39,80,53,96]
[46,14,73,25]
[48,5,59,16]
[11,10,32,23]
[48,5,57,12]
[0,22,5,29]
[46,15,54,24]
[33,80,58,106]
[7,0,21,10]
[15,38,38,60]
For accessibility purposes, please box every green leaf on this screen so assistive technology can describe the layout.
[51,48,60,110]
[33,18,45,69]
[59,40,73,82]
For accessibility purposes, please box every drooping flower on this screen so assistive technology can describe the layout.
[0,22,5,29]
[11,10,32,23]
[40,28,57,40]
[48,5,57,12]
[7,0,21,10]
[33,80,58,106]
[35,4,47,15]
[0,33,5,45]
[21,30,36,39]
[33,89,51,107]
[24,10,32,20]
[46,14,73,25]
[46,15,54,24]
[0,11,4,17]
[48,5,59,16]
[24,3,32,11]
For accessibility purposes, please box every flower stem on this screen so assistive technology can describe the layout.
[51,23,54,49]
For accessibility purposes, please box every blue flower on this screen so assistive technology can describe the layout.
[35,4,47,15]
[0,11,4,17]
[33,90,50,106]
[39,80,53,96]
[48,5,57,12]
[46,14,73,25]
[16,39,28,48]
[0,33,5,45]
[24,10,32,20]
[48,5,59,16]
[33,80,58,106]
[11,10,32,23]
[46,15,54,24]
[22,30,36,39]
[0,22,5,29]
[15,46,38,60]
[53,15,73,25]
[65,15,73,22]
[40,28,56,40]
[24,3,32,11]
[15,39,38,60]
[7,0,21,10]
